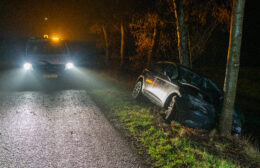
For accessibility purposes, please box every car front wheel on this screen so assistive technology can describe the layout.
[132,80,142,99]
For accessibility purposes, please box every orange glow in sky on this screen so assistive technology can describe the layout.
[52,37,60,41]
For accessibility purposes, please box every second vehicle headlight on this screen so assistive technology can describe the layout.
[23,62,33,70]
[65,62,74,69]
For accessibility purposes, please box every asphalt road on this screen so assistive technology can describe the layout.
[0,70,143,168]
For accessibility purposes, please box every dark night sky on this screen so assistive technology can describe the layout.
[241,0,260,65]
[0,0,259,64]
[0,0,91,40]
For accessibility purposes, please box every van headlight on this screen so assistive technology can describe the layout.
[23,62,33,70]
[65,62,74,69]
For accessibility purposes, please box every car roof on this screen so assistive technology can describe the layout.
[156,61,177,66]
[153,61,222,94]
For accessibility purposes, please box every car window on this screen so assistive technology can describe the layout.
[179,66,221,93]
[179,66,203,86]
[150,63,165,74]
[165,64,178,80]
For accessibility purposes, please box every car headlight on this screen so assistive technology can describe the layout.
[23,62,33,70]
[65,62,74,69]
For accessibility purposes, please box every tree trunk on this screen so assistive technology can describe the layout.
[219,0,246,136]
[151,21,160,65]
[120,23,124,68]
[173,0,190,68]
[187,31,192,68]
[147,24,157,67]
[102,26,109,66]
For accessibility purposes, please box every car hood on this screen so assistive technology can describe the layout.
[179,82,201,91]
[178,81,221,105]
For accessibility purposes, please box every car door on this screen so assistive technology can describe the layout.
[142,69,156,94]
[143,63,164,104]
[153,64,179,107]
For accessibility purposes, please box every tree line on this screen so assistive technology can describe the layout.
[87,0,232,71]
[87,0,246,136]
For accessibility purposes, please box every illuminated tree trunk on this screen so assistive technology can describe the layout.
[219,0,246,136]
[147,23,157,67]
[173,0,190,68]
[120,23,124,68]
[102,26,109,66]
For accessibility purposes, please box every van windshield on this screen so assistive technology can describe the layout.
[27,41,67,55]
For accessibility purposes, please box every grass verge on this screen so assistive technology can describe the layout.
[86,69,260,168]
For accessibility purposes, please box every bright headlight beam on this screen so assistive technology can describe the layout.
[65,62,74,69]
[24,62,33,70]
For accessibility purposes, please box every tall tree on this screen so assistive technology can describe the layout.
[120,22,125,67]
[219,0,246,136]
[129,13,159,69]
[173,0,190,67]
[147,16,159,67]
[87,0,117,66]
[102,25,110,66]
[184,0,232,66]
[116,0,146,68]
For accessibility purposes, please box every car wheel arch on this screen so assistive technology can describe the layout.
[137,76,144,83]
[164,93,180,109]
[136,77,144,89]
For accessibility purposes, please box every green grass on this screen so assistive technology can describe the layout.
[88,86,259,168]
[84,68,259,168]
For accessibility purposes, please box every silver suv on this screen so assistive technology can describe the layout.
[132,61,242,135]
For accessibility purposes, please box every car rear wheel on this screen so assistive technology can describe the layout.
[132,80,142,99]
[165,95,177,122]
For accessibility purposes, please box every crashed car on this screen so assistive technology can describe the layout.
[23,37,75,78]
[132,61,242,135]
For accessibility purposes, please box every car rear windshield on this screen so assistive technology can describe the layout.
[27,41,67,55]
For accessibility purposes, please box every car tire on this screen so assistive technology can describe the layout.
[165,95,177,122]
[132,80,143,99]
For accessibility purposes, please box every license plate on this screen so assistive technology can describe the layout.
[43,74,58,78]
